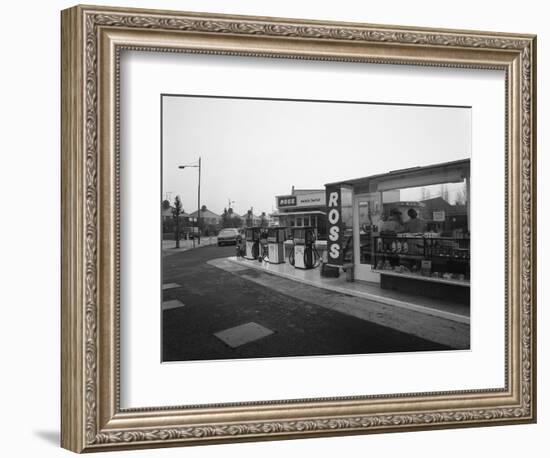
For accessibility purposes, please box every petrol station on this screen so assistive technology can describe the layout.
[231,159,471,311]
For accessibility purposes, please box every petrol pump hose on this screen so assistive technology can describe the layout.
[288,231,321,268]
[252,240,260,259]
[288,245,295,266]
[261,242,269,262]
[309,240,321,268]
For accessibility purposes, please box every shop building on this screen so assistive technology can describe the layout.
[325,159,470,304]
[270,188,328,238]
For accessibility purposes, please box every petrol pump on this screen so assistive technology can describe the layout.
[289,227,319,269]
[244,227,261,260]
[259,228,269,262]
[266,227,288,264]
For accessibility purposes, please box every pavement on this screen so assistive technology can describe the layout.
[225,256,470,324]
[162,236,218,256]
[162,245,469,362]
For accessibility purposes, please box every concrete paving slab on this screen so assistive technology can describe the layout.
[162,299,185,311]
[162,283,181,290]
[214,322,274,348]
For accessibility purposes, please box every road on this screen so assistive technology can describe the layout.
[162,245,453,362]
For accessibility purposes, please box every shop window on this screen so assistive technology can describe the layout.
[357,193,382,265]
[398,179,469,236]
[371,178,470,283]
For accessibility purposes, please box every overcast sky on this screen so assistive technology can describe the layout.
[162,95,471,216]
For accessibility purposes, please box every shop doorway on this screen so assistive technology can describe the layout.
[352,192,381,283]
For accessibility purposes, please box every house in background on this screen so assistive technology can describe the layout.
[188,205,222,227]
[162,204,191,240]
[162,205,190,223]
[241,210,264,227]
[420,196,468,234]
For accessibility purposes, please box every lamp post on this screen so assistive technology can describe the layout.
[178,157,201,245]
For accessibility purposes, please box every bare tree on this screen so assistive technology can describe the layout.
[421,187,431,201]
[222,207,242,228]
[172,195,183,248]
[455,182,468,205]
[440,184,450,202]
[260,211,268,228]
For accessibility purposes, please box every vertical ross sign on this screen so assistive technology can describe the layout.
[326,186,344,266]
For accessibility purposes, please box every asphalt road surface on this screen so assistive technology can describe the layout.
[162,245,452,362]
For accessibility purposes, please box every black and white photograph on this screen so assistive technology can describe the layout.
[161,95,471,362]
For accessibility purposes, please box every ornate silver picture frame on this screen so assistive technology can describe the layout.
[61,4,536,453]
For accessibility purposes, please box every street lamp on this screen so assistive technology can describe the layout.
[178,157,201,245]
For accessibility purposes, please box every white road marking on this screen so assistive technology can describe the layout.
[162,283,181,290]
[162,299,185,311]
[214,322,274,348]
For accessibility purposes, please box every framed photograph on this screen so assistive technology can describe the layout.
[61,4,537,453]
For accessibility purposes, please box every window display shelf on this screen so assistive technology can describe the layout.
[372,234,470,284]
[372,269,470,287]
[428,255,470,262]
[373,252,424,260]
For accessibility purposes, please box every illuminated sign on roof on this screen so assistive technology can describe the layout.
[277,192,325,209]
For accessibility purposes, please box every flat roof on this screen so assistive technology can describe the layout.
[271,210,326,217]
[275,189,325,198]
[325,158,470,187]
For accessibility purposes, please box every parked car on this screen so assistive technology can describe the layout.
[217,228,240,246]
